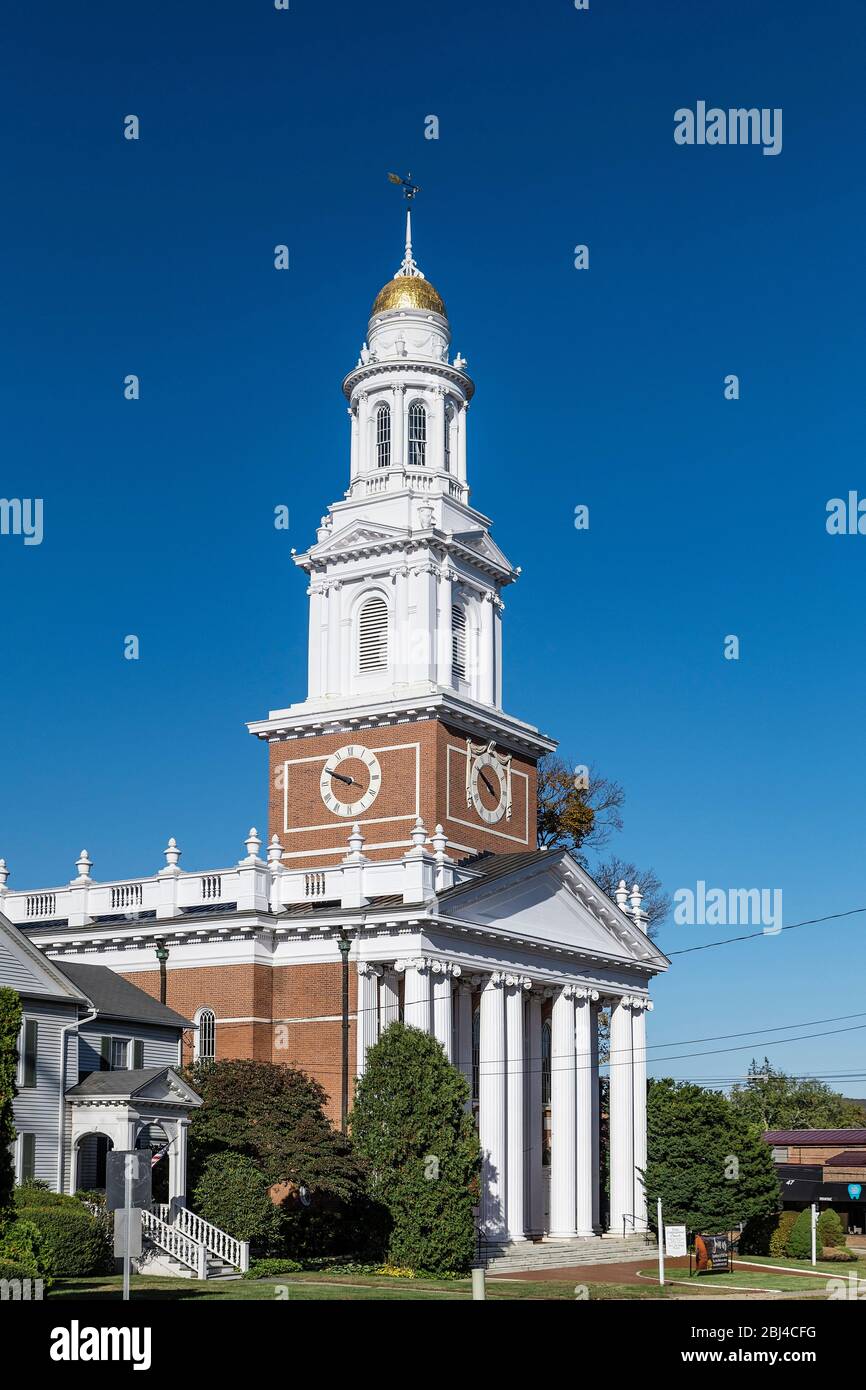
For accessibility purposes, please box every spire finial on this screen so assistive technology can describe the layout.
[387,171,425,281]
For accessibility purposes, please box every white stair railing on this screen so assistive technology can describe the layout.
[141,1209,207,1278]
[158,1205,249,1272]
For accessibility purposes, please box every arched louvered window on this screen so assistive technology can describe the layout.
[444,401,455,472]
[472,1007,481,1103]
[408,401,427,467]
[541,1020,552,1105]
[195,1008,216,1063]
[375,403,391,468]
[358,594,389,672]
[452,605,467,680]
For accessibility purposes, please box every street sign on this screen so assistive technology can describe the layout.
[848,1184,863,1201]
[665,1224,688,1257]
[114,1208,142,1259]
[106,1150,152,1211]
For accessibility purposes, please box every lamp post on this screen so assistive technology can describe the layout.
[155,938,169,1005]
[337,932,351,1133]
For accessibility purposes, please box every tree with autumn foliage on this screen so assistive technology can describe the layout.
[536,755,670,933]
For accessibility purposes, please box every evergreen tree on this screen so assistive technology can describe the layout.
[645,1079,780,1232]
[0,989,23,1227]
[787,1207,813,1260]
[350,1023,481,1274]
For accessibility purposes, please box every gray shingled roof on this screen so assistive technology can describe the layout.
[55,961,192,1029]
[65,1066,168,1098]
[436,849,553,901]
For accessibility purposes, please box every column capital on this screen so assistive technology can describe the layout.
[503,973,531,991]
[357,962,383,979]
[429,958,461,978]
[575,987,600,1002]
[394,956,429,976]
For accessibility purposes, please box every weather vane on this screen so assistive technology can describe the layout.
[387,171,421,201]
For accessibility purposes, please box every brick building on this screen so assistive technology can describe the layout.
[5,211,669,1255]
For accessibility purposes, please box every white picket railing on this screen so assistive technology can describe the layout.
[141,1209,207,1278]
[158,1205,249,1272]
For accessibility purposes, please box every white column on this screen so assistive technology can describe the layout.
[457,402,468,483]
[401,958,430,1032]
[380,969,400,1030]
[525,992,543,1236]
[506,977,529,1241]
[590,999,601,1232]
[349,406,359,480]
[437,566,453,688]
[174,1118,189,1211]
[432,386,446,469]
[338,583,351,697]
[393,384,405,472]
[574,990,597,1236]
[493,598,503,708]
[394,565,409,685]
[609,995,635,1235]
[456,982,474,1101]
[549,985,577,1237]
[358,392,370,473]
[356,964,380,1077]
[432,961,457,1061]
[479,591,495,706]
[307,585,323,698]
[632,1000,650,1232]
[410,566,436,683]
[326,582,342,697]
[479,974,507,1240]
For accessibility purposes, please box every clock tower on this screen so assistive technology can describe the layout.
[248,211,556,865]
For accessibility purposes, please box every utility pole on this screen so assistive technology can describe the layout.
[337,932,351,1133]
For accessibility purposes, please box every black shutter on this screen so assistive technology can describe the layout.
[21,1133,36,1182]
[23,1020,38,1087]
[100,1036,111,1071]
[132,1040,143,1069]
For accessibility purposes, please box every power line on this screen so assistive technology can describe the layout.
[663,905,866,956]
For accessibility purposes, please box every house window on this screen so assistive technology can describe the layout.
[541,1021,552,1105]
[375,403,391,468]
[452,605,467,680]
[195,1008,216,1062]
[19,1134,36,1183]
[408,401,427,467]
[20,1019,38,1088]
[770,1146,789,1162]
[100,1037,137,1071]
[357,594,389,673]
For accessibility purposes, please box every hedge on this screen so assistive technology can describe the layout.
[0,1258,34,1282]
[14,1192,113,1276]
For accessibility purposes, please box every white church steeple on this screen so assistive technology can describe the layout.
[287,211,525,720]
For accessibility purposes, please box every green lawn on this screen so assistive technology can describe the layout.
[48,1274,669,1302]
[636,1254,863,1294]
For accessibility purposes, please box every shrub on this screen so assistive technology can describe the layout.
[817,1208,845,1250]
[192,1153,284,1254]
[820,1247,857,1262]
[740,1211,781,1256]
[786,1208,814,1260]
[13,1197,112,1276]
[0,1218,54,1281]
[769,1210,798,1258]
[350,1023,481,1275]
[0,1258,34,1281]
[0,990,23,1224]
[242,1257,303,1280]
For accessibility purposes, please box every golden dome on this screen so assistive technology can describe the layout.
[371,275,446,318]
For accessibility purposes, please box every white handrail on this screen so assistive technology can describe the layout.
[141,1209,207,1277]
[158,1205,248,1271]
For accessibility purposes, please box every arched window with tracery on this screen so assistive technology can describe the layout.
[408,400,427,467]
[375,402,391,468]
[541,1020,552,1105]
[357,594,389,673]
[195,1008,216,1063]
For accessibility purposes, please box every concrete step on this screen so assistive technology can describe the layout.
[476,1236,657,1274]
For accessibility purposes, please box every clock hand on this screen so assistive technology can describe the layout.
[479,771,497,796]
[328,770,356,787]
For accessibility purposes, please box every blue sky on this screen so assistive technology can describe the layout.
[1,1,865,1092]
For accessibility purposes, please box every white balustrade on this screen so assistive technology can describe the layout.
[26,893,56,919]
[200,874,222,901]
[110,883,143,911]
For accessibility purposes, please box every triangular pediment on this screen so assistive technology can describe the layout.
[437,853,669,969]
[310,520,409,558]
[452,528,513,573]
[134,1069,202,1107]
[0,910,87,1002]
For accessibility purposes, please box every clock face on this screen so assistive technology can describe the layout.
[319,744,382,817]
[469,752,508,824]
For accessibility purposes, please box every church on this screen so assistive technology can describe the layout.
[3,209,669,1254]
